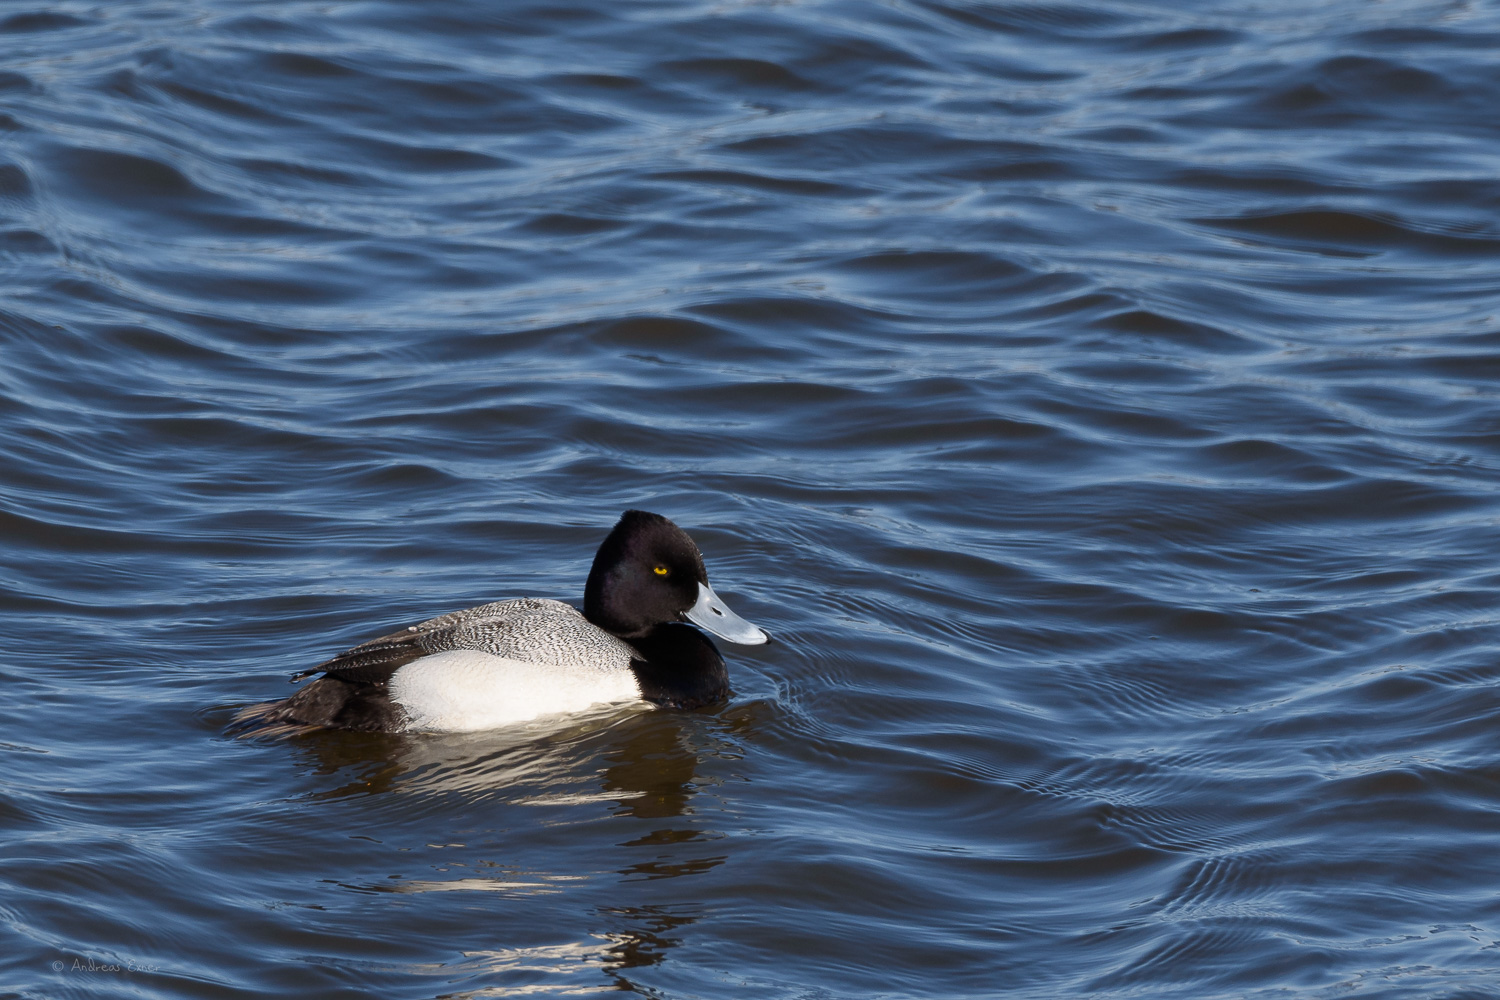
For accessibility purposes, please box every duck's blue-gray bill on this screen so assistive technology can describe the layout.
[684,581,768,645]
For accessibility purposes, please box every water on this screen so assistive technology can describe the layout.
[3,0,1500,996]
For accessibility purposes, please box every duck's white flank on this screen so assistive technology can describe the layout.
[389,650,643,732]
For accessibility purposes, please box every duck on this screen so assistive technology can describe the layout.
[236,510,768,733]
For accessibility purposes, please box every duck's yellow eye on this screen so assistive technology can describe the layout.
[653,565,669,576]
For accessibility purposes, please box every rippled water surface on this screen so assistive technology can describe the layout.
[5,0,1500,997]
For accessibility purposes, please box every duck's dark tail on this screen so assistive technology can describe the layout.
[232,676,409,735]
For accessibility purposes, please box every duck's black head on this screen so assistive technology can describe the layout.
[583,510,767,646]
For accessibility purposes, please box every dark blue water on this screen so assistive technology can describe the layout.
[4,0,1500,996]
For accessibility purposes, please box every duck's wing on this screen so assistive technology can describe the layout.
[300,598,633,686]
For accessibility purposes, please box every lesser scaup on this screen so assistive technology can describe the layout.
[237,510,768,733]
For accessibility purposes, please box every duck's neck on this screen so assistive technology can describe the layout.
[625,624,729,710]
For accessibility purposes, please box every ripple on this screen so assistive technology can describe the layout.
[1196,209,1500,259]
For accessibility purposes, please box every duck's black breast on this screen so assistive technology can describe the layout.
[626,624,730,710]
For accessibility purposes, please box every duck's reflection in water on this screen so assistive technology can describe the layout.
[278,702,754,988]
[595,711,732,981]
[598,903,699,973]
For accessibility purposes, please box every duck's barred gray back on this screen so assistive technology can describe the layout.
[404,598,636,671]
